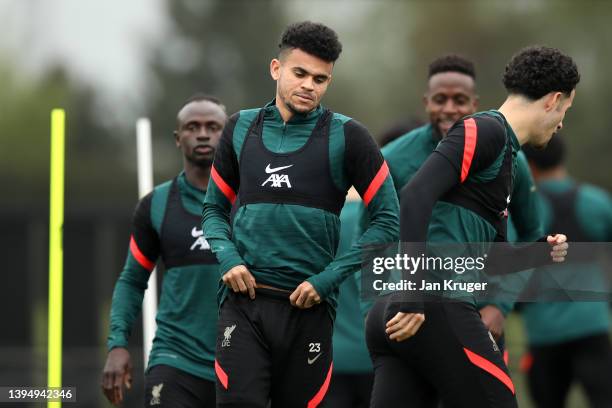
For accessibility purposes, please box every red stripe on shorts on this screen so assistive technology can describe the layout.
[215,359,229,390]
[307,362,333,408]
[463,347,515,394]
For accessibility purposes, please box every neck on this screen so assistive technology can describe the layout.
[498,96,534,145]
[183,160,211,190]
[275,95,295,123]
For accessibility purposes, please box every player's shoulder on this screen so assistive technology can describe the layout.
[152,179,174,196]
[143,179,174,210]
[466,111,507,137]
[382,124,432,157]
[331,111,353,125]
[334,114,376,144]
[233,108,260,126]
[578,183,612,209]
[446,111,508,152]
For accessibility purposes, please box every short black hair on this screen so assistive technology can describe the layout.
[503,46,580,100]
[428,54,476,79]
[279,21,342,63]
[181,93,225,111]
[523,133,566,170]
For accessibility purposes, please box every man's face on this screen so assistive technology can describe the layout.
[424,72,478,137]
[531,89,575,148]
[270,48,333,115]
[174,100,227,167]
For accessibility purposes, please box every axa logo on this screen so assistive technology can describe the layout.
[190,227,210,251]
[262,163,293,188]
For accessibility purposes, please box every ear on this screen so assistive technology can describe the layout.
[422,93,429,110]
[544,92,563,112]
[473,94,480,110]
[173,130,180,147]
[270,58,281,81]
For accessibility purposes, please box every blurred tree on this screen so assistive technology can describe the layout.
[141,0,611,189]
[145,0,288,179]
[0,58,133,208]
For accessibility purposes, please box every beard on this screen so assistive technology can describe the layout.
[279,85,315,115]
[187,150,214,168]
[284,96,313,115]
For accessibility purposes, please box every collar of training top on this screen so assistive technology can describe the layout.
[263,98,324,124]
[489,109,521,152]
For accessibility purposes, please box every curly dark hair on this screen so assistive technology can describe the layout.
[523,133,566,170]
[279,21,342,63]
[428,54,476,79]
[503,46,580,100]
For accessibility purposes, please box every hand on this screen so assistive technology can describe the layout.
[547,234,568,263]
[289,281,321,309]
[385,312,425,341]
[101,347,132,406]
[479,305,505,340]
[222,265,256,299]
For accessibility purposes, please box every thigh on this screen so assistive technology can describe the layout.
[370,354,437,408]
[526,343,571,408]
[434,301,517,408]
[215,293,270,408]
[144,365,215,408]
[325,373,374,408]
[572,333,612,408]
[366,298,437,408]
[271,304,333,408]
[324,374,354,408]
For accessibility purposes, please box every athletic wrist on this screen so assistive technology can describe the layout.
[306,273,334,300]
[219,256,246,275]
[107,337,129,352]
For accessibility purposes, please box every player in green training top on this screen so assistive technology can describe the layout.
[202,21,399,407]
[328,124,421,408]
[367,46,578,408]
[521,135,612,408]
[102,94,227,407]
[380,55,542,352]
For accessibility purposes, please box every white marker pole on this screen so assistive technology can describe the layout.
[136,118,158,369]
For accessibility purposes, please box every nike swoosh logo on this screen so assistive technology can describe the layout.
[307,353,322,365]
[265,164,294,173]
[191,227,203,237]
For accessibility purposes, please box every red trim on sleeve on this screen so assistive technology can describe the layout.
[211,165,237,205]
[463,348,515,394]
[129,235,155,272]
[307,362,333,408]
[363,161,390,206]
[215,359,229,390]
[519,352,533,373]
[461,118,478,183]
[503,350,509,367]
